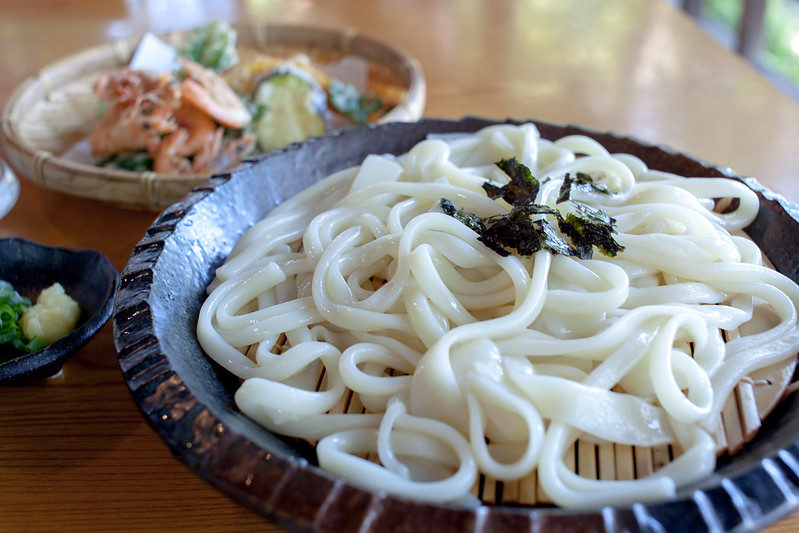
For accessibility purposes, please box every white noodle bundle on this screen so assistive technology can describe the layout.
[197,123,799,508]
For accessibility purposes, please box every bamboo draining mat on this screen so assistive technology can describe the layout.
[250,333,797,506]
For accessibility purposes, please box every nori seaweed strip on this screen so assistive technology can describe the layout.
[440,198,486,235]
[441,158,624,259]
[484,158,540,206]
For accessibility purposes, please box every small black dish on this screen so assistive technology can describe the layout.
[0,237,119,383]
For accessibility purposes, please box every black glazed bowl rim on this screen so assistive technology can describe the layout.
[0,237,119,383]
[112,117,799,532]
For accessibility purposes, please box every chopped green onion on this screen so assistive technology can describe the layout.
[0,280,44,354]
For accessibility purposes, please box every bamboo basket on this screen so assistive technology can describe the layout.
[0,23,426,211]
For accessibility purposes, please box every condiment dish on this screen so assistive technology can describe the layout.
[0,237,119,383]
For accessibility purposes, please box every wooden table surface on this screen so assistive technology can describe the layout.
[1,0,798,531]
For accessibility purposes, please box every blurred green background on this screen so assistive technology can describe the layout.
[696,0,799,100]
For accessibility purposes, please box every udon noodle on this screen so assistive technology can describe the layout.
[197,123,799,508]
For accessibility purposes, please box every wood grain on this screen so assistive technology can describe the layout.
[1,1,798,531]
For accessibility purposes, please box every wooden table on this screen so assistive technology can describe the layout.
[1,1,797,531]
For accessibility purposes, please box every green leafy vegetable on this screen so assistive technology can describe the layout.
[0,280,45,354]
[440,158,625,260]
[180,20,239,71]
[328,79,384,126]
[97,151,153,172]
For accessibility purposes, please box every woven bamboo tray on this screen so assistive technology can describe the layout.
[0,23,426,211]
[252,244,799,506]
[272,240,798,505]
[298,342,797,506]
[234,185,799,507]
[301,346,798,507]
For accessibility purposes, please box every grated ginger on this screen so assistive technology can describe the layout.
[20,283,80,345]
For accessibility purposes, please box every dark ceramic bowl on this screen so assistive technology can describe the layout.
[113,117,799,532]
[0,238,119,383]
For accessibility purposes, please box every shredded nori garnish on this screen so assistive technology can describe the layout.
[557,172,611,204]
[484,158,541,206]
[440,198,486,235]
[441,158,624,260]
[561,202,625,259]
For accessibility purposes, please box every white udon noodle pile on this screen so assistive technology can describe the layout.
[197,123,799,509]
